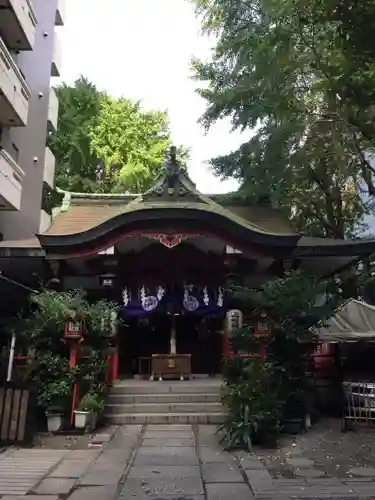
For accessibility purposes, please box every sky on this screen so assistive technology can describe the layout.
[57,0,247,194]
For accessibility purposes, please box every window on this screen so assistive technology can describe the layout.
[10,143,19,163]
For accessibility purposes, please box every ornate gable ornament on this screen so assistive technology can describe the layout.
[149,146,190,197]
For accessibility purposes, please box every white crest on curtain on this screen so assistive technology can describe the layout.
[217,286,224,307]
[122,287,130,306]
[140,285,158,312]
[203,286,210,306]
[157,285,166,302]
[183,284,199,311]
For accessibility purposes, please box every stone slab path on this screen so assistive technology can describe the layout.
[2,425,375,499]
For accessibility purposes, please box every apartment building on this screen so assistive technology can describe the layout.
[0,0,64,240]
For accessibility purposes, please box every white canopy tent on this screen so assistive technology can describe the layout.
[314,299,375,342]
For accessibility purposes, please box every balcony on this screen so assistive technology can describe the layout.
[43,146,56,188]
[55,0,65,26]
[0,35,31,126]
[47,87,59,132]
[51,34,62,77]
[0,0,37,51]
[0,147,24,210]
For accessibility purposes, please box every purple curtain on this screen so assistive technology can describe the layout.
[121,284,225,318]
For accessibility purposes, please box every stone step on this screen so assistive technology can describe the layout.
[104,412,224,424]
[107,393,221,404]
[111,381,222,395]
[105,402,223,414]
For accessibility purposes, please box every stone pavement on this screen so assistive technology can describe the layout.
[2,425,375,499]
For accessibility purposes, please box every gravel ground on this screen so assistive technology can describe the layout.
[255,418,375,479]
[32,432,95,449]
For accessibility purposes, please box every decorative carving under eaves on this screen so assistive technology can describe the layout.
[146,233,197,248]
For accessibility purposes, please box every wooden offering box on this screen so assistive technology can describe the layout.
[151,354,192,381]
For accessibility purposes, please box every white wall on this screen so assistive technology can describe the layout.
[0,0,60,240]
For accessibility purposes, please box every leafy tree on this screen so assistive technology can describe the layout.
[48,76,103,193]
[90,98,178,193]
[49,76,189,194]
[220,271,338,449]
[191,0,375,238]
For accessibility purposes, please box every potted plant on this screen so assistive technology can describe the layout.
[75,391,104,431]
[38,379,72,432]
[74,392,96,430]
[89,392,105,430]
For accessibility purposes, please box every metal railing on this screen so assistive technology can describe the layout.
[343,381,375,427]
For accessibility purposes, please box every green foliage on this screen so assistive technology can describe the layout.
[49,76,189,194]
[10,290,119,415]
[26,354,76,412]
[32,289,89,324]
[13,289,120,351]
[48,76,103,193]
[86,299,121,339]
[77,391,104,413]
[232,271,337,341]
[191,0,375,237]
[16,289,89,350]
[220,271,338,449]
[77,350,108,394]
[89,98,170,193]
[219,358,284,449]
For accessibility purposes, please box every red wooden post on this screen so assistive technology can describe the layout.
[63,315,83,427]
[255,313,270,363]
[68,344,77,369]
[260,344,267,362]
[112,344,119,382]
[107,311,118,383]
[222,332,230,358]
[104,355,112,386]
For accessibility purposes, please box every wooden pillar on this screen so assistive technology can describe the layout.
[260,344,267,362]
[221,316,230,359]
[112,340,119,382]
[105,354,114,387]
[69,343,79,426]
[63,335,82,427]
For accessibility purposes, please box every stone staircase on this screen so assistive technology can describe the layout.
[104,378,224,424]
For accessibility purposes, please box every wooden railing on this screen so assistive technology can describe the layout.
[0,382,35,445]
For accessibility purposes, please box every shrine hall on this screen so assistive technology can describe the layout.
[1,147,375,379]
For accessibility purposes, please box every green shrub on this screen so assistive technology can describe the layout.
[78,391,105,413]
[219,357,284,450]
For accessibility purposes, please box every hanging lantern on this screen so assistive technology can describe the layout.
[104,310,118,339]
[64,312,83,341]
[226,309,243,337]
[254,311,270,336]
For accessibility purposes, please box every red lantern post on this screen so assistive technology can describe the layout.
[112,339,119,382]
[62,313,83,426]
[110,311,119,382]
[226,309,244,358]
[254,312,270,361]
[104,311,119,386]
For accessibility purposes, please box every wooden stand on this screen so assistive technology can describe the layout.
[150,354,191,381]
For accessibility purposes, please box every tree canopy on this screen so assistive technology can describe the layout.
[191,0,375,238]
[49,76,189,194]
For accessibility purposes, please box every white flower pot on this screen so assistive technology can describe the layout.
[74,411,92,430]
[46,413,63,433]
